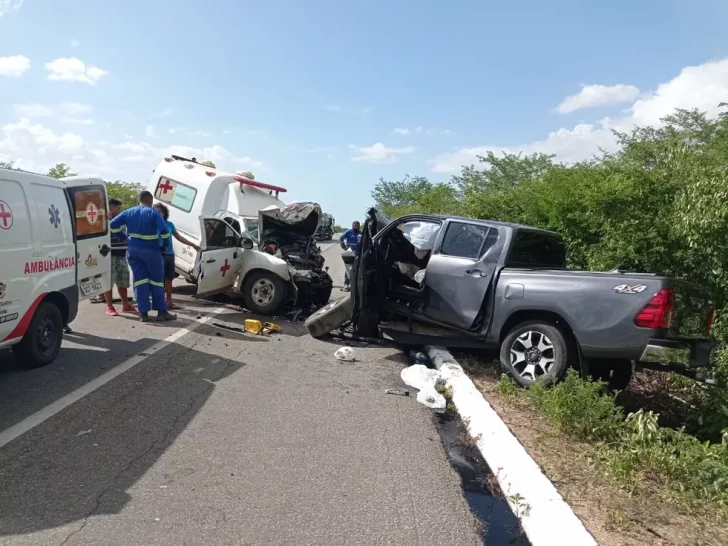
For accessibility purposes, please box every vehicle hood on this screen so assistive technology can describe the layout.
[259,202,323,243]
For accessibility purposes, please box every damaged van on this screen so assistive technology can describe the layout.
[147,156,333,315]
[194,202,333,315]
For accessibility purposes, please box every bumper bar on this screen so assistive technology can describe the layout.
[639,338,715,368]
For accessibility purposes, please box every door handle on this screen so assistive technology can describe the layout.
[99,244,110,257]
[206,258,217,263]
[466,269,484,277]
[233,252,238,259]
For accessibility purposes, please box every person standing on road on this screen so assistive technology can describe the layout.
[153,203,200,310]
[102,198,138,316]
[339,220,361,292]
[110,191,176,323]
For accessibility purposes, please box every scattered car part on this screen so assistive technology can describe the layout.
[334,346,355,361]
[305,297,353,338]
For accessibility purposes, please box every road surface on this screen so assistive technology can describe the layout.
[0,242,482,545]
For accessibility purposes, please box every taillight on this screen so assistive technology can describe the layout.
[205,171,215,177]
[707,301,716,332]
[634,289,674,329]
[164,157,173,162]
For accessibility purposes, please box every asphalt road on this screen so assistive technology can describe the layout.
[0,242,482,546]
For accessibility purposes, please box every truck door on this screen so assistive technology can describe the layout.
[66,183,112,300]
[424,221,500,330]
[195,217,243,298]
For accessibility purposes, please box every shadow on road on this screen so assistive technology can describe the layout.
[0,339,244,538]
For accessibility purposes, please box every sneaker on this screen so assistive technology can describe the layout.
[139,313,150,323]
[156,311,177,322]
[63,325,73,334]
[342,286,350,292]
[106,307,119,317]
[121,305,138,314]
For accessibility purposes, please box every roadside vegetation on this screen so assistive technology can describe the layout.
[372,106,728,541]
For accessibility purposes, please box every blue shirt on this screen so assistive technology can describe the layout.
[110,223,129,257]
[110,205,170,250]
[159,220,177,255]
[340,229,361,252]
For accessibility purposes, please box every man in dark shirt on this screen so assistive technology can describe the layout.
[103,198,137,316]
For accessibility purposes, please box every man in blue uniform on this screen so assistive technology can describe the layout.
[110,191,176,322]
[339,220,361,292]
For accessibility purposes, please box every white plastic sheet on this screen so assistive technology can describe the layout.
[400,364,446,410]
[334,346,355,361]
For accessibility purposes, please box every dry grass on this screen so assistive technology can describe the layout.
[457,354,728,546]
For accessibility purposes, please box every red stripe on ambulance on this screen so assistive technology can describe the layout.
[1,293,48,342]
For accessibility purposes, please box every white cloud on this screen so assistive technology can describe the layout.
[393,126,450,136]
[0,118,266,181]
[431,58,728,173]
[13,104,55,117]
[350,142,416,163]
[13,103,95,126]
[153,107,174,118]
[145,125,156,138]
[0,0,23,17]
[556,84,640,114]
[71,39,80,48]
[60,102,93,116]
[45,57,108,85]
[0,55,30,77]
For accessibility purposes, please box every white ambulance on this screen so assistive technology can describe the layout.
[0,168,111,368]
[147,156,333,315]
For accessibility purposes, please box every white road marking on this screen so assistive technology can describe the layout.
[0,307,226,450]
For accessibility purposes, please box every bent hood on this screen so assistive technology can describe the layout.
[259,202,323,243]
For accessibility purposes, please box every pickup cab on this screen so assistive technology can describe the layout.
[305,209,716,389]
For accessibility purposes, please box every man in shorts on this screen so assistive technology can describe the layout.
[103,199,137,316]
[153,203,200,309]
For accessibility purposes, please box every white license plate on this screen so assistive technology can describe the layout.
[80,280,103,296]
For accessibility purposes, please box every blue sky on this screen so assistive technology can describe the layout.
[1,0,728,225]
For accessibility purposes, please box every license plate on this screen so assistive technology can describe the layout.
[80,280,103,296]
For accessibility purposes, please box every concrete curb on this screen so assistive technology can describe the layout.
[426,346,597,546]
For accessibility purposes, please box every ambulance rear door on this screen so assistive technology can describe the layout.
[64,179,112,300]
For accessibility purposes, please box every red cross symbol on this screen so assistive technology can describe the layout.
[159,179,174,195]
[220,258,231,277]
[86,202,98,224]
[0,201,12,230]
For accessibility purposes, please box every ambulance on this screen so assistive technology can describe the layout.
[147,156,333,315]
[0,167,111,368]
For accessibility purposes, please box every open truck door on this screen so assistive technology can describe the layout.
[195,216,250,299]
[65,180,112,300]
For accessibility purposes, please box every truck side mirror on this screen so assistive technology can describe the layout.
[241,236,254,250]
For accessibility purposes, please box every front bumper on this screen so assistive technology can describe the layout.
[639,338,715,368]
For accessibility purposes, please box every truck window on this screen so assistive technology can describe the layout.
[68,186,108,240]
[506,229,566,268]
[204,219,237,248]
[155,176,197,213]
[243,218,259,240]
[441,222,498,259]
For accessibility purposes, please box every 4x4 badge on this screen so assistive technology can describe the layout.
[613,284,647,294]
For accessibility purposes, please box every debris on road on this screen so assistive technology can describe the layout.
[244,319,281,335]
[334,346,355,361]
[385,388,410,396]
[401,364,446,410]
[76,429,92,437]
[409,350,428,363]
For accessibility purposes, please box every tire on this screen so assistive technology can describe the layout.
[500,320,571,387]
[12,301,64,369]
[242,271,288,315]
[589,359,633,391]
[312,276,333,308]
[305,296,353,338]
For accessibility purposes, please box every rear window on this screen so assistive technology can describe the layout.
[69,186,108,240]
[155,176,197,213]
[506,229,566,268]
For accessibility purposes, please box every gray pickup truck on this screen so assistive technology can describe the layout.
[306,209,717,389]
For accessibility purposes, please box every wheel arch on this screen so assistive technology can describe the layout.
[43,291,71,325]
[499,309,583,369]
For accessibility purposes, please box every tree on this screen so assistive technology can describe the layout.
[106,180,146,208]
[0,160,18,170]
[47,163,76,179]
